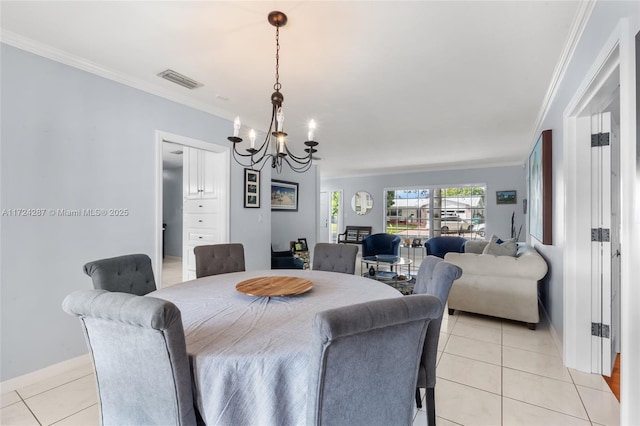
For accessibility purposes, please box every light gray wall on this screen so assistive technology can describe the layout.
[321,165,527,242]
[162,167,183,258]
[531,0,640,341]
[231,162,272,270]
[0,44,269,381]
[270,165,319,252]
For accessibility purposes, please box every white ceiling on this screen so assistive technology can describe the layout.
[1,1,583,177]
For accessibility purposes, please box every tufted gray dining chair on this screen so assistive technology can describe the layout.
[413,255,463,426]
[83,254,156,296]
[312,243,359,275]
[307,294,442,426]
[62,289,198,426]
[194,243,245,278]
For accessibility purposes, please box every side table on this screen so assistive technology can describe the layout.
[360,255,415,295]
[360,255,413,281]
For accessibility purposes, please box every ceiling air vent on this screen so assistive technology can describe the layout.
[170,150,183,155]
[158,69,203,90]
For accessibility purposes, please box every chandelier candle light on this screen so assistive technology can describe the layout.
[228,11,319,173]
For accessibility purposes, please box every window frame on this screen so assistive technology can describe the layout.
[384,184,486,240]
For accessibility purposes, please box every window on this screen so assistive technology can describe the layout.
[385,186,486,240]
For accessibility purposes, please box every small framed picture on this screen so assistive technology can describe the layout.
[244,169,260,208]
[297,238,308,251]
[271,179,298,211]
[496,190,517,205]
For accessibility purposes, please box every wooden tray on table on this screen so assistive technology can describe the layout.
[235,276,313,297]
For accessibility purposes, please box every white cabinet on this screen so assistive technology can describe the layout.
[184,147,218,199]
[182,147,228,280]
[183,199,224,280]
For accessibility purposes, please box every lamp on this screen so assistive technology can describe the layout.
[227,11,319,173]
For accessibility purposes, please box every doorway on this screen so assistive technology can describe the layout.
[330,190,343,243]
[318,190,342,243]
[564,41,624,377]
[161,141,185,287]
[156,131,230,287]
[589,109,621,377]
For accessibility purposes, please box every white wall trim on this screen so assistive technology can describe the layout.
[563,22,622,372]
[562,17,639,422]
[529,1,596,153]
[0,30,236,124]
[0,354,92,394]
[616,18,639,425]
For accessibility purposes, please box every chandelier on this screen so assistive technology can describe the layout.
[227,11,319,173]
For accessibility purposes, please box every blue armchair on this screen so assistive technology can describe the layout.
[362,233,401,258]
[425,236,467,259]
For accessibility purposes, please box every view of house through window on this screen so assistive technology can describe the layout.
[385,186,486,241]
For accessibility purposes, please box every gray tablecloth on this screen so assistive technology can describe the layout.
[150,269,401,426]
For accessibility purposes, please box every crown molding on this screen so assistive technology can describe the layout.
[528,0,597,151]
[0,29,234,123]
[322,158,525,180]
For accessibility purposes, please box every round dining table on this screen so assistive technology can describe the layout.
[149,269,402,426]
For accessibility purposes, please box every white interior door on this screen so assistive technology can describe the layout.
[610,115,621,358]
[318,192,330,243]
[330,190,343,243]
[590,111,614,376]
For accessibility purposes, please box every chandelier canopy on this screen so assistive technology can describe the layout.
[228,11,319,173]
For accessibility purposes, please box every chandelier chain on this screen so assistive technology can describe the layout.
[273,26,281,92]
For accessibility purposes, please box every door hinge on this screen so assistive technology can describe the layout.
[591,322,610,338]
[591,132,610,147]
[591,228,610,242]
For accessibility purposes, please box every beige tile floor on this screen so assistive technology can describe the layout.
[1,257,620,425]
[161,255,183,288]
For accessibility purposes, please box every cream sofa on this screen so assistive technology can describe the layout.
[444,242,548,329]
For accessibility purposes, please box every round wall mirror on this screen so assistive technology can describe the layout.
[351,191,373,215]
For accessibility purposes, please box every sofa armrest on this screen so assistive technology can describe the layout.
[444,249,547,280]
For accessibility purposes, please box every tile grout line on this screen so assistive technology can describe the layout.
[439,350,502,371]
[17,373,97,426]
[500,342,563,359]
[14,390,43,426]
[48,403,99,426]
[17,372,94,400]
[499,319,592,424]
[501,395,596,424]
[500,329,596,425]
[570,370,596,425]
[502,365,580,385]
[440,349,502,369]
[437,377,502,398]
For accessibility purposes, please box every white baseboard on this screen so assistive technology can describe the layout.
[1,354,92,394]
[540,302,564,360]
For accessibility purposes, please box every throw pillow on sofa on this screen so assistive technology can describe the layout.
[482,235,517,257]
[464,240,489,254]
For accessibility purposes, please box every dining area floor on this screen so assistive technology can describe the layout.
[1,300,619,425]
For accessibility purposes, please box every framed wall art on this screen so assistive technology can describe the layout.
[244,169,260,208]
[496,190,517,204]
[271,179,298,211]
[528,129,552,244]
